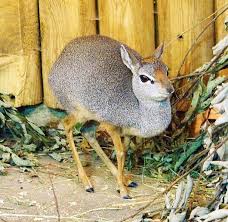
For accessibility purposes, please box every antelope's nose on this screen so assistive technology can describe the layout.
[167,85,175,94]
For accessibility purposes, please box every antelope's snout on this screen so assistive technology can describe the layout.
[166,84,174,95]
[155,69,174,96]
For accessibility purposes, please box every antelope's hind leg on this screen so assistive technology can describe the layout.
[81,121,136,198]
[63,114,94,192]
[81,121,118,178]
[98,125,137,188]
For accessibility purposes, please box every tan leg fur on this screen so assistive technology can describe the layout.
[63,112,135,198]
[99,123,130,198]
[63,114,93,192]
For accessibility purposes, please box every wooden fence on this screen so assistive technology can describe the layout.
[0,0,227,108]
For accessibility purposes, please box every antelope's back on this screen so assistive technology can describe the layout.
[49,35,141,127]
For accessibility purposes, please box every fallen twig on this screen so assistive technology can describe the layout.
[0,207,13,211]
[173,45,228,107]
[0,213,89,221]
[174,54,227,81]
[49,174,61,222]
[72,207,122,218]
[177,5,228,76]
[143,3,228,60]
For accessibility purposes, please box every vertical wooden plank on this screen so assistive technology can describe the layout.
[215,0,228,77]
[0,0,42,107]
[39,0,97,108]
[157,0,214,78]
[98,0,155,58]
[19,0,42,106]
[215,0,228,42]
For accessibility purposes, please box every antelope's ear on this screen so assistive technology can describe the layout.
[120,45,140,74]
[153,43,164,59]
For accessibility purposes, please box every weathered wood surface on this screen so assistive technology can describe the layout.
[215,0,228,77]
[215,0,228,42]
[98,0,155,58]
[39,0,97,108]
[0,0,42,107]
[157,0,214,78]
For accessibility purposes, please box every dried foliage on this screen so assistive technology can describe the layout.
[0,94,85,173]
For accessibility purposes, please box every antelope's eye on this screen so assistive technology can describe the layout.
[139,75,150,83]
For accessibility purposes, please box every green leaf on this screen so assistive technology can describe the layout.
[153,153,162,161]
[5,110,22,123]
[181,84,202,124]
[49,152,63,162]
[74,122,83,135]
[11,153,34,167]
[28,121,45,136]
[197,98,213,113]
[22,144,37,152]
[0,162,5,174]
[0,144,12,154]
[2,153,10,163]
[213,54,228,72]
[0,100,11,108]
[24,134,32,144]
[174,134,205,171]
[201,76,225,102]
[0,112,5,128]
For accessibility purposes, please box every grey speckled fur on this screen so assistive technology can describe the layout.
[49,35,172,138]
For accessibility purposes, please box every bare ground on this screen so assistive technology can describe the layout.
[0,156,167,222]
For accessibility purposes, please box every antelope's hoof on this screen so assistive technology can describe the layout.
[122,195,132,199]
[128,181,138,188]
[86,187,94,193]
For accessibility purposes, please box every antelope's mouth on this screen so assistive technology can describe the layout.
[153,93,171,101]
[161,91,173,97]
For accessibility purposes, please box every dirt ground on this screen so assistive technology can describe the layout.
[0,155,167,222]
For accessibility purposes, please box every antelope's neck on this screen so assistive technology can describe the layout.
[122,99,171,137]
[139,99,171,137]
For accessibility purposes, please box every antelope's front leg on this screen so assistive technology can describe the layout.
[102,124,130,199]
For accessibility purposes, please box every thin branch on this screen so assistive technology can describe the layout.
[170,72,204,81]
[172,45,228,106]
[49,174,61,222]
[143,3,228,61]
[0,208,13,211]
[72,207,122,218]
[164,3,228,49]
[177,5,228,76]
[171,44,227,81]
[0,207,121,221]
[0,213,89,221]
